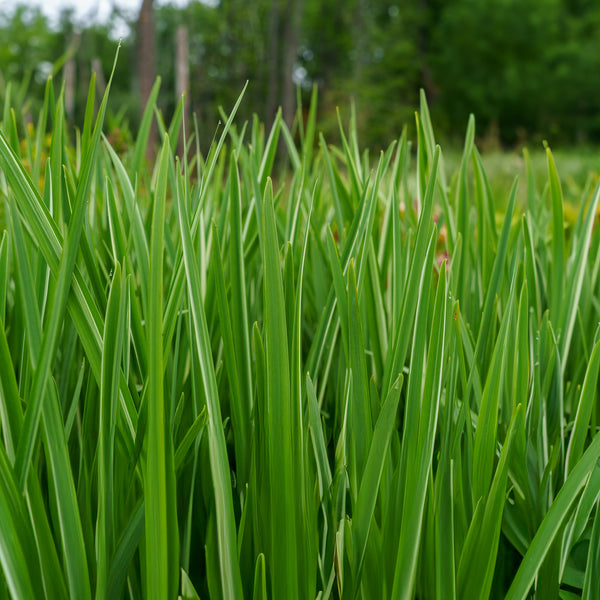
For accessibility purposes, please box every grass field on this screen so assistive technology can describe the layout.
[441,145,599,211]
[1,59,600,599]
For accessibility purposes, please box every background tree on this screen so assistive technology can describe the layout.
[282,0,304,127]
[1,0,599,149]
[0,6,62,118]
[138,0,156,155]
[353,0,423,146]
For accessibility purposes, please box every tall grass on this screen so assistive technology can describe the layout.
[1,63,600,599]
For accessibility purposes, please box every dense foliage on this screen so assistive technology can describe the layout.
[1,54,600,599]
[1,0,600,149]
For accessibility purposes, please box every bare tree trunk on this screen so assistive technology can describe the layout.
[64,55,76,120]
[64,33,80,120]
[138,0,156,159]
[282,0,304,128]
[175,25,190,158]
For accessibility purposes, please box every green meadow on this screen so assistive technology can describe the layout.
[1,56,600,599]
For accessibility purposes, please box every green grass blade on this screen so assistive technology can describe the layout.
[352,376,403,593]
[472,276,518,502]
[565,335,600,476]
[258,109,281,191]
[212,223,250,485]
[228,151,253,434]
[582,500,600,600]
[13,50,121,489]
[0,232,7,322]
[347,260,373,493]
[0,446,44,599]
[7,200,42,359]
[306,374,333,501]
[252,554,267,600]
[96,263,127,599]
[174,408,207,473]
[468,178,518,393]
[106,501,144,600]
[145,136,179,600]
[103,138,150,311]
[458,405,523,600]
[558,177,600,364]
[132,77,161,175]
[505,431,600,600]
[547,148,565,324]
[320,133,346,230]
[179,569,201,600]
[392,260,448,600]
[41,381,92,600]
[454,114,475,307]
[262,178,299,598]
[382,147,440,395]
[176,141,243,600]
[0,318,22,459]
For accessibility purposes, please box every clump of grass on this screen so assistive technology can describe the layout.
[1,59,600,600]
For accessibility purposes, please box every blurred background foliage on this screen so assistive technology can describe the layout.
[0,0,599,151]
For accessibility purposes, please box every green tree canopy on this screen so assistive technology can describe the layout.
[1,0,599,148]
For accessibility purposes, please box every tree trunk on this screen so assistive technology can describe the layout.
[138,0,156,159]
[64,54,76,120]
[92,58,106,99]
[175,25,190,158]
[64,33,80,120]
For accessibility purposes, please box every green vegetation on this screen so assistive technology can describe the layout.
[1,58,600,599]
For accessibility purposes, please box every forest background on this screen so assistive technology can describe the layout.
[1,0,600,155]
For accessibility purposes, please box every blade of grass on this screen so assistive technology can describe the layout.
[347,260,373,494]
[145,136,179,600]
[468,178,518,398]
[558,177,600,365]
[505,430,600,600]
[132,77,161,175]
[262,178,299,598]
[96,263,127,599]
[0,445,44,599]
[106,501,145,600]
[211,222,250,485]
[472,275,518,502]
[391,259,448,600]
[547,148,564,325]
[565,334,600,477]
[382,145,440,396]
[352,375,403,595]
[458,405,524,600]
[228,151,253,438]
[582,500,600,600]
[176,140,243,599]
